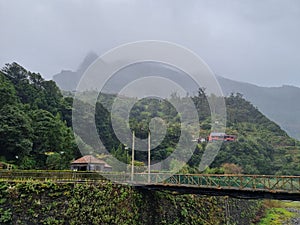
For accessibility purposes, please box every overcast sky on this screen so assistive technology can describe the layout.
[0,0,300,87]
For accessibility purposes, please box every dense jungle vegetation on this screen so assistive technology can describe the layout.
[0,63,299,175]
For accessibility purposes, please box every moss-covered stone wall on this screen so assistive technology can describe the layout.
[0,181,261,225]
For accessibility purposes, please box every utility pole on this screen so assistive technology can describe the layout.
[124,145,129,173]
[131,130,135,182]
[148,130,151,183]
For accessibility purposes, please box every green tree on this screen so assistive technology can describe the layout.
[30,109,76,169]
[0,105,33,163]
[46,153,62,170]
[0,72,18,108]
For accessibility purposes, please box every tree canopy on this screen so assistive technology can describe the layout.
[0,63,79,169]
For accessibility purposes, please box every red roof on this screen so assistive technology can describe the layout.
[71,155,111,167]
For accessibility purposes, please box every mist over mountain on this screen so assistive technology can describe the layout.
[52,52,98,91]
[52,54,300,140]
[217,76,300,140]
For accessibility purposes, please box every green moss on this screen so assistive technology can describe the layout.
[259,208,294,225]
[0,181,261,225]
[258,200,300,225]
[0,208,12,223]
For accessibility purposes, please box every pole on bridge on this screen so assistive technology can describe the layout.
[148,131,151,183]
[131,130,135,182]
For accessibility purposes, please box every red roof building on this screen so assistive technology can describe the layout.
[71,155,112,172]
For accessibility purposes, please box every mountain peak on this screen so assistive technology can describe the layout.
[77,52,98,73]
[53,52,98,91]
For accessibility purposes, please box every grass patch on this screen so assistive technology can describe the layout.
[258,200,299,225]
[281,201,300,209]
[259,208,294,225]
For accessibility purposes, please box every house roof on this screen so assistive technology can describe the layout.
[210,132,226,136]
[71,155,112,167]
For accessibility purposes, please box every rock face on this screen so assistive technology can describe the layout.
[0,181,261,225]
[52,69,80,91]
[52,52,98,91]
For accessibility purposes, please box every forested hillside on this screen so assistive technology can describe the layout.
[213,93,300,175]
[0,63,80,169]
[0,63,299,175]
[218,76,300,140]
[53,53,300,141]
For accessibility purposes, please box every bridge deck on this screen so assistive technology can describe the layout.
[0,171,299,200]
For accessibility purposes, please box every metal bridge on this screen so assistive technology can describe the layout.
[0,171,299,201]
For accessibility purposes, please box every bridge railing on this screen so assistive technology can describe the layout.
[160,174,300,193]
[0,170,106,182]
[0,171,299,193]
[0,170,135,183]
[121,173,300,193]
